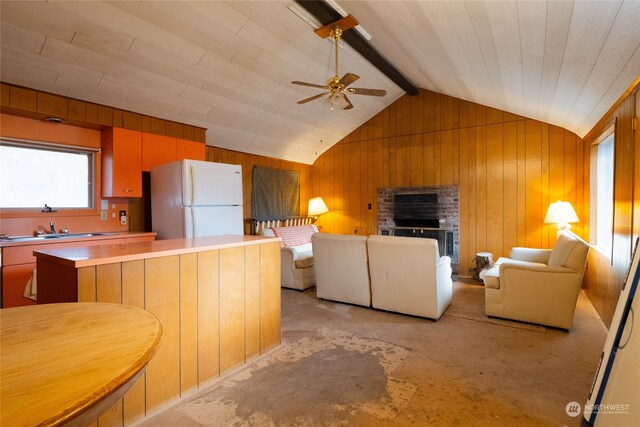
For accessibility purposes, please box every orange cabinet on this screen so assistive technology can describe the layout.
[176,138,206,161]
[1,264,37,308]
[142,134,176,171]
[102,128,142,197]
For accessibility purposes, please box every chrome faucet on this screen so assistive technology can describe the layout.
[49,222,57,234]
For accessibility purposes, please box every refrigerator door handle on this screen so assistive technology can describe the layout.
[189,165,195,205]
[191,207,196,238]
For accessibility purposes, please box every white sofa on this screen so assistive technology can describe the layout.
[260,225,318,290]
[482,231,590,330]
[311,233,371,307]
[367,235,453,320]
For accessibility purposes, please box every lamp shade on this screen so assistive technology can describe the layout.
[308,197,329,216]
[544,201,579,224]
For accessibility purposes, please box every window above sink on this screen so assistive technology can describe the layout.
[0,138,97,211]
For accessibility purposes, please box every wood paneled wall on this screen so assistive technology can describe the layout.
[582,79,640,327]
[309,89,586,276]
[0,82,206,143]
[207,147,312,221]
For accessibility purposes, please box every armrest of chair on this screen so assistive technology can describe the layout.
[436,256,452,286]
[497,263,584,329]
[281,245,307,260]
[437,255,451,269]
[509,247,552,264]
[500,263,582,292]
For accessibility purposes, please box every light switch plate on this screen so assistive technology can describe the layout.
[101,200,108,210]
[100,210,107,221]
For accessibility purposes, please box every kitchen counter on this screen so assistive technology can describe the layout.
[1,231,157,308]
[0,231,156,248]
[33,235,281,426]
[33,234,278,267]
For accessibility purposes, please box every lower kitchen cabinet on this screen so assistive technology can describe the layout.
[1,233,155,308]
[1,264,36,308]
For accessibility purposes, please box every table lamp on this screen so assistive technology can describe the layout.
[544,200,579,232]
[308,197,329,222]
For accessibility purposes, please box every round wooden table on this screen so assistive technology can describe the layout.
[1,303,162,427]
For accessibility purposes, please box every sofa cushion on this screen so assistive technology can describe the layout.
[271,225,315,247]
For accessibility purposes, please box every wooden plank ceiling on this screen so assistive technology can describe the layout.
[1,1,639,165]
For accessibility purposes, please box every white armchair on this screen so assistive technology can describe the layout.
[482,231,590,330]
[367,235,452,320]
[260,225,318,290]
[311,233,371,307]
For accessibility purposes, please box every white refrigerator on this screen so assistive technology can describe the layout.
[151,160,243,239]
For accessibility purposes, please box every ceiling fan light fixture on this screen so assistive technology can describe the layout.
[324,94,335,110]
[291,15,385,110]
[338,93,349,109]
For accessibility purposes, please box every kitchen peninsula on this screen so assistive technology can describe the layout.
[33,235,281,426]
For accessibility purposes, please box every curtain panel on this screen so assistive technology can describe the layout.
[251,166,300,220]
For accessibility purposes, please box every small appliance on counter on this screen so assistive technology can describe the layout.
[151,160,243,239]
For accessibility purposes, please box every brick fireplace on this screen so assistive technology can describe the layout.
[377,185,459,274]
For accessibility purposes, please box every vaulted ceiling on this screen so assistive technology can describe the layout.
[1,1,639,165]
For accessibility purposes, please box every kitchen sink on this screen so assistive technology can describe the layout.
[0,232,119,242]
[57,232,119,238]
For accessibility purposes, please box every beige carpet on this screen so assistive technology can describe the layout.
[140,281,607,426]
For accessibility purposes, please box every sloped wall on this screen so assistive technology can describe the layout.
[309,89,586,276]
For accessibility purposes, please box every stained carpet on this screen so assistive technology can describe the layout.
[139,281,607,427]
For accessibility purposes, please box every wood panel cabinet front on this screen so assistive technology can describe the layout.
[102,128,142,197]
[142,134,177,171]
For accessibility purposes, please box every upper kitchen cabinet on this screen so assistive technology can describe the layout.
[101,127,142,197]
[142,134,177,172]
[176,138,206,161]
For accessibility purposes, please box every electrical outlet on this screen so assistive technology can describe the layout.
[119,210,127,226]
[100,210,107,221]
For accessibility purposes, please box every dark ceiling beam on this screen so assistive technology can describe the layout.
[295,0,419,96]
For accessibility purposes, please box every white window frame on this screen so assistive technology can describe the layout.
[0,137,98,211]
[589,124,615,261]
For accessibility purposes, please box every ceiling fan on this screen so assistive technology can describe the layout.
[292,15,386,111]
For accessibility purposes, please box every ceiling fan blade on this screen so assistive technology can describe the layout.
[342,94,354,110]
[297,92,330,104]
[338,73,360,87]
[348,88,387,96]
[291,81,328,89]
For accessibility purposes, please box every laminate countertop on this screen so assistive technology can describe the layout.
[33,234,281,268]
[0,303,162,427]
[0,231,157,248]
